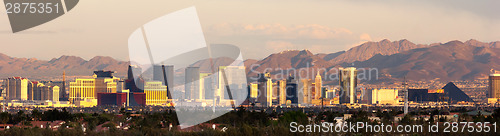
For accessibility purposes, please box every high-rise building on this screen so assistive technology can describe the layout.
[50,86,60,102]
[257,73,272,107]
[164,65,174,99]
[218,66,247,101]
[203,74,215,100]
[339,67,358,104]
[69,78,95,103]
[69,71,119,104]
[278,79,287,105]
[34,83,44,100]
[301,79,312,104]
[4,77,28,100]
[27,81,39,100]
[250,83,258,98]
[40,84,49,101]
[94,71,118,94]
[62,71,67,101]
[198,73,211,100]
[370,89,398,105]
[286,75,299,105]
[152,65,174,99]
[5,78,16,100]
[126,65,144,93]
[153,65,164,82]
[144,81,168,105]
[37,83,59,101]
[489,74,500,98]
[185,67,200,100]
[18,78,28,100]
[315,72,322,99]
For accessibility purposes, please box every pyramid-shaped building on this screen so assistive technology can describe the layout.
[442,82,473,102]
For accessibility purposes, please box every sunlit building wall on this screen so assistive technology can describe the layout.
[144,81,167,105]
[278,79,287,105]
[250,83,258,98]
[302,79,312,104]
[51,86,60,102]
[69,78,95,103]
[371,89,398,105]
[198,73,211,100]
[315,72,322,99]
[489,74,500,98]
[257,73,272,107]
[69,74,118,104]
[4,77,28,100]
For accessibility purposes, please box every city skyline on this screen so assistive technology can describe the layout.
[0,64,488,106]
[1,38,500,83]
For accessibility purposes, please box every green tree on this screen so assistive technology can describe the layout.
[0,112,10,126]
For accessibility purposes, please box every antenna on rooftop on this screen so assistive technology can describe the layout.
[403,76,409,115]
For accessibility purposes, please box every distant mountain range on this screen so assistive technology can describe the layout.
[0,54,128,80]
[246,39,500,83]
[1,39,499,83]
[352,40,500,82]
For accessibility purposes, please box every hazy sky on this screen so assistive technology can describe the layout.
[1,0,499,61]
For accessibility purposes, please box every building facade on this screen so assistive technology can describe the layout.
[257,73,272,107]
[144,81,168,105]
[489,74,500,98]
[185,67,200,100]
[302,79,312,104]
[315,72,322,99]
[218,66,247,101]
[339,67,358,104]
[371,89,398,105]
[278,79,287,105]
[286,76,299,105]
[69,71,119,105]
[4,77,28,100]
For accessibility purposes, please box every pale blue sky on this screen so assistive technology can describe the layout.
[0,0,499,61]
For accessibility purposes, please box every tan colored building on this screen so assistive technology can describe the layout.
[69,72,119,104]
[4,77,28,100]
[144,81,167,105]
[198,73,211,100]
[39,84,59,102]
[301,79,312,104]
[278,79,287,105]
[250,83,258,98]
[489,74,500,98]
[371,89,398,105]
[315,72,322,99]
